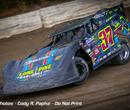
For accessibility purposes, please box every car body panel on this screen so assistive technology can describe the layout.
[3,43,81,94]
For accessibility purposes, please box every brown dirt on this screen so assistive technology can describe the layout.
[0,0,72,19]
[0,7,130,110]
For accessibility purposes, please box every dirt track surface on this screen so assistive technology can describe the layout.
[0,7,130,110]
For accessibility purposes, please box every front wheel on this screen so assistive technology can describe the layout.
[111,42,130,65]
[73,57,89,85]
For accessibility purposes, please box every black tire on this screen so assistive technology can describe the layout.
[73,57,89,85]
[111,42,130,65]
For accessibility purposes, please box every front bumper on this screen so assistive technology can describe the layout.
[2,61,79,95]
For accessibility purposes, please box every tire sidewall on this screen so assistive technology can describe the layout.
[74,57,89,84]
[119,43,130,64]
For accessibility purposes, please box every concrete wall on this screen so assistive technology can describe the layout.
[0,0,130,39]
[0,11,42,39]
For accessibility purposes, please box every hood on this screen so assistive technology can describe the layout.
[4,46,70,82]
[2,42,79,95]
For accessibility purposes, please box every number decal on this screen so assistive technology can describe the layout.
[98,26,114,51]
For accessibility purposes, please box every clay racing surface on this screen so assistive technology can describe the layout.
[0,7,130,110]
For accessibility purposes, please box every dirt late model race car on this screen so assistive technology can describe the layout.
[1,4,130,95]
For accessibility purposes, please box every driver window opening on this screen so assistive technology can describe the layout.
[72,26,85,40]
[52,25,89,47]
[85,20,99,35]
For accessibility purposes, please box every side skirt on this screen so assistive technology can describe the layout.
[93,48,122,70]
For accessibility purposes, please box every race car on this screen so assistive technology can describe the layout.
[1,4,130,95]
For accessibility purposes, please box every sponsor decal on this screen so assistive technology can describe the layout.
[17,64,52,81]
[18,70,34,77]
[24,49,57,65]
[94,48,100,56]
[25,56,49,65]
[38,64,52,72]
[54,55,62,61]
[85,38,94,46]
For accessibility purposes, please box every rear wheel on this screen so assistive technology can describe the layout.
[111,42,130,65]
[74,57,89,85]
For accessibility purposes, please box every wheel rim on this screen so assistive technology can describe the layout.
[120,44,129,60]
[76,62,86,77]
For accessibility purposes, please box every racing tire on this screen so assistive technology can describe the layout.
[73,57,89,85]
[111,42,130,65]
